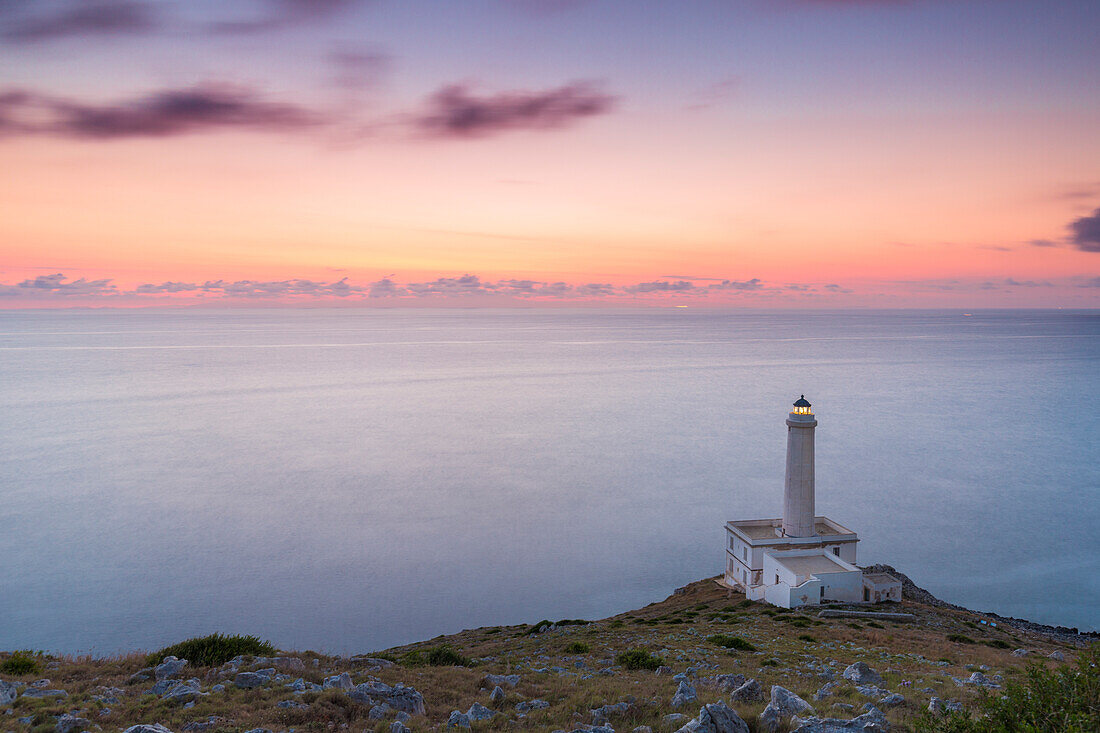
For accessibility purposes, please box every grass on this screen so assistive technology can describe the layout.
[0,650,43,675]
[915,644,1099,732]
[616,649,663,671]
[706,634,757,651]
[946,634,977,645]
[564,641,590,654]
[146,634,277,667]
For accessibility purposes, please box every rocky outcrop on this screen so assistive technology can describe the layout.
[0,679,18,705]
[789,705,890,732]
[348,681,426,715]
[482,673,520,688]
[154,657,188,680]
[674,701,750,733]
[730,678,765,703]
[759,686,814,732]
[671,680,697,708]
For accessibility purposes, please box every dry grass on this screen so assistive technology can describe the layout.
[0,579,1084,732]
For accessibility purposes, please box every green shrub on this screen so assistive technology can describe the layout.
[915,644,1099,732]
[946,634,976,645]
[146,634,276,667]
[556,618,590,627]
[525,620,553,635]
[608,620,624,628]
[981,639,1011,649]
[694,603,709,610]
[866,621,885,629]
[565,641,590,654]
[402,645,469,667]
[798,635,817,643]
[707,634,757,651]
[0,651,43,675]
[616,649,663,671]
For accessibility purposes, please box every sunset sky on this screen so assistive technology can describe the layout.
[2,0,1099,307]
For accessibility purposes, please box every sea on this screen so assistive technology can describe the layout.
[1,308,1097,655]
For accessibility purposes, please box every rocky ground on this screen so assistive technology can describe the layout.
[1,573,1093,733]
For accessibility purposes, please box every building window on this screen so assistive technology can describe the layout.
[863,588,870,602]
[775,574,780,585]
[832,547,840,556]
[743,547,748,561]
[820,586,824,598]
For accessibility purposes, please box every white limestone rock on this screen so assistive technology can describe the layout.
[1049,651,1065,662]
[123,725,175,733]
[323,672,353,690]
[446,710,471,728]
[788,705,890,732]
[482,673,520,688]
[730,678,765,703]
[842,663,884,688]
[489,685,505,702]
[674,701,750,733]
[671,680,697,708]
[515,699,550,713]
[759,686,815,732]
[233,673,267,690]
[592,701,632,723]
[54,713,93,733]
[0,680,18,706]
[154,657,188,680]
[466,702,496,721]
[1011,649,1029,657]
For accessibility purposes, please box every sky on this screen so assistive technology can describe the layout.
[1,0,1099,308]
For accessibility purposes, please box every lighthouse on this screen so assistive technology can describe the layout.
[782,395,816,537]
[722,395,902,608]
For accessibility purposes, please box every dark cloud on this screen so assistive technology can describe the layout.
[368,277,405,298]
[405,274,495,296]
[709,278,763,291]
[1078,277,1100,288]
[207,0,369,35]
[199,278,359,297]
[576,283,616,296]
[1028,239,1058,248]
[824,283,853,293]
[414,82,616,138]
[0,84,324,139]
[14,272,116,295]
[1004,278,1053,288]
[625,280,699,294]
[1068,207,1100,252]
[2,1,160,44]
[134,281,199,294]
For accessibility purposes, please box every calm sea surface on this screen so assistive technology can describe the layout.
[1,308,1097,655]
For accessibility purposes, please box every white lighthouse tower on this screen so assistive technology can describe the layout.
[723,395,901,608]
[782,395,816,538]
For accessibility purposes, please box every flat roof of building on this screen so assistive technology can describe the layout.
[726,516,857,541]
[862,572,901,586]
[775,553,851,577]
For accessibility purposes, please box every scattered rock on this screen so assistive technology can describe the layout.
[842,663,884,688]
[789,705,890,732]
[369,703,393,720]
[515,699,550,713]
[0,680,17,706]
[490,685,505,703]
[813,681,839,701]
[277,700,308,710]
[233,672,267,690]
[466,702,496,721]
[698,674,747,692]
[928,697,963,715]
[671,680,697,708]
[483,673,520,688]
[155,657,188,680]
[446,710,471,728]
[323,672,353,690]
[123,726,175,733]
[390,723,412,733]
[1011,649,1029,657]
[592,701,632,723]
[634,727,654,733]
[1049,651,1065,662]
[759,686,814,732]
[855,686,888,699]
[655,666,675,676]
[128,669,154,684]
[730,678,765,703]
[55,713,93,733]
[21,688,67,699]
[878,693,904,708]
[348,681,426,715]
[674,701,750,733]
[161,680,203,703]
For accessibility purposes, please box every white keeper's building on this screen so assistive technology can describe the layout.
[723,396,901,609]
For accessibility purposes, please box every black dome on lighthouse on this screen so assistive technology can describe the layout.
[793,395,811,408]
